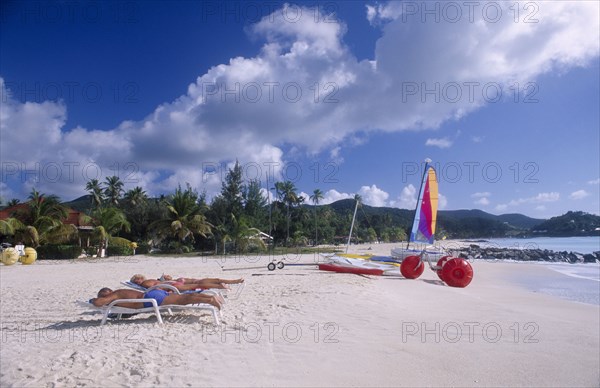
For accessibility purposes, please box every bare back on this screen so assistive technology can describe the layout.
[92,289,144,308]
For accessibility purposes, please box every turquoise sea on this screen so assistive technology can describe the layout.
[512,261,600,305]
[475,237,600,305]
[474,236,600,254]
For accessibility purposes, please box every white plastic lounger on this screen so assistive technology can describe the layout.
[80,297,221,326]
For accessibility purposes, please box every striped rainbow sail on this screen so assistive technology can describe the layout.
[409,162,438,244]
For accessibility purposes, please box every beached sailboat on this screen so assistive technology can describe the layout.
[390,159,444,261]
[323,158,474,287]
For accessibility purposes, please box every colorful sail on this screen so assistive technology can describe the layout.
[409,163,438,244]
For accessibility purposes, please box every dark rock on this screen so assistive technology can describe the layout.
[457,245,598,264]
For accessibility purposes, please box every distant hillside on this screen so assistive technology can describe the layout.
[532,211,600,236]
[311,200,546,238]
[438,209,544,229]
[327,199,413,227]
[61,195,586,239]
[63,195,94,212]
[496,213,546,229]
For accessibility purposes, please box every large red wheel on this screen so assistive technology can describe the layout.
[400,255,425,279]
[441,258,474,288]
[436,256,452,281]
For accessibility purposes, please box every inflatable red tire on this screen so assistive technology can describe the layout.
[436,256,451,281]
[441,258,473,288]
[400,255,425,279]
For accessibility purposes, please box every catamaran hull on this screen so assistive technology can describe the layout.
[390,247,444,262]
[324,254,400,275]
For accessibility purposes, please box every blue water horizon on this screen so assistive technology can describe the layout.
[470,236,600,254]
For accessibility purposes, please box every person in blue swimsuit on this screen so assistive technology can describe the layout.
[91,287,223,309]
[142,288,169,308]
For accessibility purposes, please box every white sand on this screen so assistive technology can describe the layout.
[1,242,598,387]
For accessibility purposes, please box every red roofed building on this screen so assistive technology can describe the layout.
[0,202,91,228]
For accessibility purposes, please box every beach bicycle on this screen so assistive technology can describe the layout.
[399,250,474,288]
[0,242,38,265]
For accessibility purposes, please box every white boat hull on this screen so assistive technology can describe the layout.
[390,247,445,262]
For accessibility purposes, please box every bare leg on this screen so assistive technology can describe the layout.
[183,277,244,285]
[164,293,222,310]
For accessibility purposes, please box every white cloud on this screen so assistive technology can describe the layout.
[322,189,353,204]
[472,191,490,206]
[569,190,590,200]
[588,178,600,185]
[390,184,417,209]
[298,192,310,204]
[438,193,448,210]
[496,192,560,211]
[0,182,18,203]
[425,137,453,149]
[495,204,508,212]
[475,197,490,206]
[358,184,389,207]
[2,2,599,200]
[532,192,561,203]
[366,2,403,25]
[471,192,491,198]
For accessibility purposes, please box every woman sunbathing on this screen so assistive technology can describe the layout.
[130,274,244,291]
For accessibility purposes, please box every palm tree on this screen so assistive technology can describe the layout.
[7,199,21,207]
[9,189,73,247]
[150,185,212,249]
[103,176,124,206]
[92,207,131,236]
[0,218,24,237]
[85,179,104,208]
[212,223,231,255]
[124,186,148,206]
[90,206,131,256]
[228,214,266,253]
[274,180,303,244]
[310,189,324,246]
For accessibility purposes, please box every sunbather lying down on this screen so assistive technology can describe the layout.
[130,274,244,291]
[91,287,223,310]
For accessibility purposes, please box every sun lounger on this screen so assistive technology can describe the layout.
[79,295,221,326]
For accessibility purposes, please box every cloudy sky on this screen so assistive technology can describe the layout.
[1,1,599,218]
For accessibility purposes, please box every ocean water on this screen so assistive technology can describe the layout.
[468,237,600,305]
[514,262,600,305]
[474,236,600,254]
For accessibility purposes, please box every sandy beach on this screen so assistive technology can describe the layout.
[1,242,598,387]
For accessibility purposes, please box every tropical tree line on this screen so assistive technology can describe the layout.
[0,162,409,255]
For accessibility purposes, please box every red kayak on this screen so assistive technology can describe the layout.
[318,263,384,276]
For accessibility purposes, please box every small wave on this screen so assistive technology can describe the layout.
[546,264,600,282]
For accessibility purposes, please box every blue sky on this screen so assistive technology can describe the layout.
[1,1,599,219]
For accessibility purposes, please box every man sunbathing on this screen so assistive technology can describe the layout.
[130,274,244,291]
[91,287,223,310]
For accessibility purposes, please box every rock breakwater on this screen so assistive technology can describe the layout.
[454,245,600,264]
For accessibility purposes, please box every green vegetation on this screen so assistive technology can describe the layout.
[1,163,597,258]
[531,211,600,236]
[36,244,82,260]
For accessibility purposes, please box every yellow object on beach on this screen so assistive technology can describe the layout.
[1,248,19,265]
[20,247,37,265]
[336,253,374,259]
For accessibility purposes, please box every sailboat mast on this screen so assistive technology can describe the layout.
[407,158,432,249]
[346,197,359,253]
